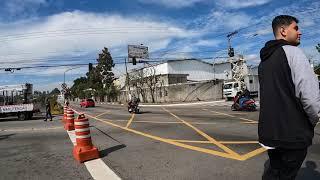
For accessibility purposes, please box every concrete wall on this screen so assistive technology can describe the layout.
[119,80,223,103]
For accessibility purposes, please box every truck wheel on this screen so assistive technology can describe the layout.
[18,112,26,121]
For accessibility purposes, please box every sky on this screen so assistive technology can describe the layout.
[0,0,319,91]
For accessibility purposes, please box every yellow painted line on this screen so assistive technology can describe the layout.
[239,147,267,161]
[126,113,135,128]
[105,119,217,125]
[83,114,242,160]
[167,139,212,144]
[219,141,259,144]
[163,107,241,158]
[72,108,265,161]
[94,111,111,118]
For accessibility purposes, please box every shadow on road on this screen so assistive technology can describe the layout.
[99,144,127,158]
[263,159,320,180]
[296,161,320,180]
[0,134,15,141]
[138,111,152,114]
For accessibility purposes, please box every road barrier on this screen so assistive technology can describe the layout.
[73,113,99,163]
[64,109,75,131]
[62,105,68,124]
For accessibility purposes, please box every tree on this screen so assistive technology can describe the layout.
[87,47,117,102]
[131,69,147,102]
[50,88,60,95]
[316,43,320,53]
[70,77,90,99]
[144,65,158,103]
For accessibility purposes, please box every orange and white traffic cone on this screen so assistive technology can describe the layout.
[73,114,99,163]
[64,109,75,131]
[62,105,68,124]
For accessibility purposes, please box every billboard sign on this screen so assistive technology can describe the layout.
[128,45,149,62]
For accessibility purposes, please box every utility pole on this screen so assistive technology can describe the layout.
[125,58,131,101]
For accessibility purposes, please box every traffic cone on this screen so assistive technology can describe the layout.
[64,109,75,131]
[62,105,68,124]
[73,114,99,163]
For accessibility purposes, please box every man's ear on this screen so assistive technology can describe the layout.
[279,26,287,37]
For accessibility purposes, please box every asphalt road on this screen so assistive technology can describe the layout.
[1,102,320,180]
[0,113,93,180]
[71,101,320,180]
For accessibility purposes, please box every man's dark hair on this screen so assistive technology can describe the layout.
[272,15,299,36]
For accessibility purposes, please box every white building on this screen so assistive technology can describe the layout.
[118,58,215,89]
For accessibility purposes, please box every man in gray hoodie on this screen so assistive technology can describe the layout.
[259,15,320,179]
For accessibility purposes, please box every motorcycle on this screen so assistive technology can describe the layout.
[128,101,140,114]
[231,95,257,111]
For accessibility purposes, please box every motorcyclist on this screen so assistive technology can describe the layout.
[128,96,140,112]
[239,89,250,108]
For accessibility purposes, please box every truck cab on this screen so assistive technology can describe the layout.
[223,81,241,101]
[0,83,36,120]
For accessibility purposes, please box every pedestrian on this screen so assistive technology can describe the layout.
[45,99,52,121]
[259,15,320,180]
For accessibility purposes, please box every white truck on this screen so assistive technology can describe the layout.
[223,75,259,100]
[221,57,259,100]
[0,83,38,120]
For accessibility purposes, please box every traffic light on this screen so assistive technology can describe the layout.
[228,48,234,57]
[89,63,93,72]
[132,57,137,65]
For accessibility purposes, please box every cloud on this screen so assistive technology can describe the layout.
[138,0,206,8]
[193,10,253,33]
[194,39,222,47]
[0,11,195,69]
[1,0,47,20]
[215,0,272,9]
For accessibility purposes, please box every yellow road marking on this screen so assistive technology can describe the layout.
[126,113,135,128]
[101,119,218,125]
[94,111,111,118]
[239,147,267,161]
[219,141,259,144]
[163,107,241,158]
[167,139,212,144]
[84,114,242,160]
[72,108,266,161]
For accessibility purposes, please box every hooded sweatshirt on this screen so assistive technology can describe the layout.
[258,39,320,149]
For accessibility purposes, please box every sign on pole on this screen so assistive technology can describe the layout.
[128,45,149,62]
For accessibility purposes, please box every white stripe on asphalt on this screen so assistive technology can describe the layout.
[74,121,89,125]
[76,134,91,138]
[67,130,121,180]
[75,128,90,132]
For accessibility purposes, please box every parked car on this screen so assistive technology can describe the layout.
[80,99,95,108]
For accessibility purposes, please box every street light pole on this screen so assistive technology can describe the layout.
[63,66,81,103]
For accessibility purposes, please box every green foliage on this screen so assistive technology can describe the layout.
[316,43,320,53]
[50,88,60,95]
[70,47,119,101]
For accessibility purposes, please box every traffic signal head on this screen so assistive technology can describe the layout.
[89,63,93,72]
[132,57,137,65]
[228,48,234,57]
